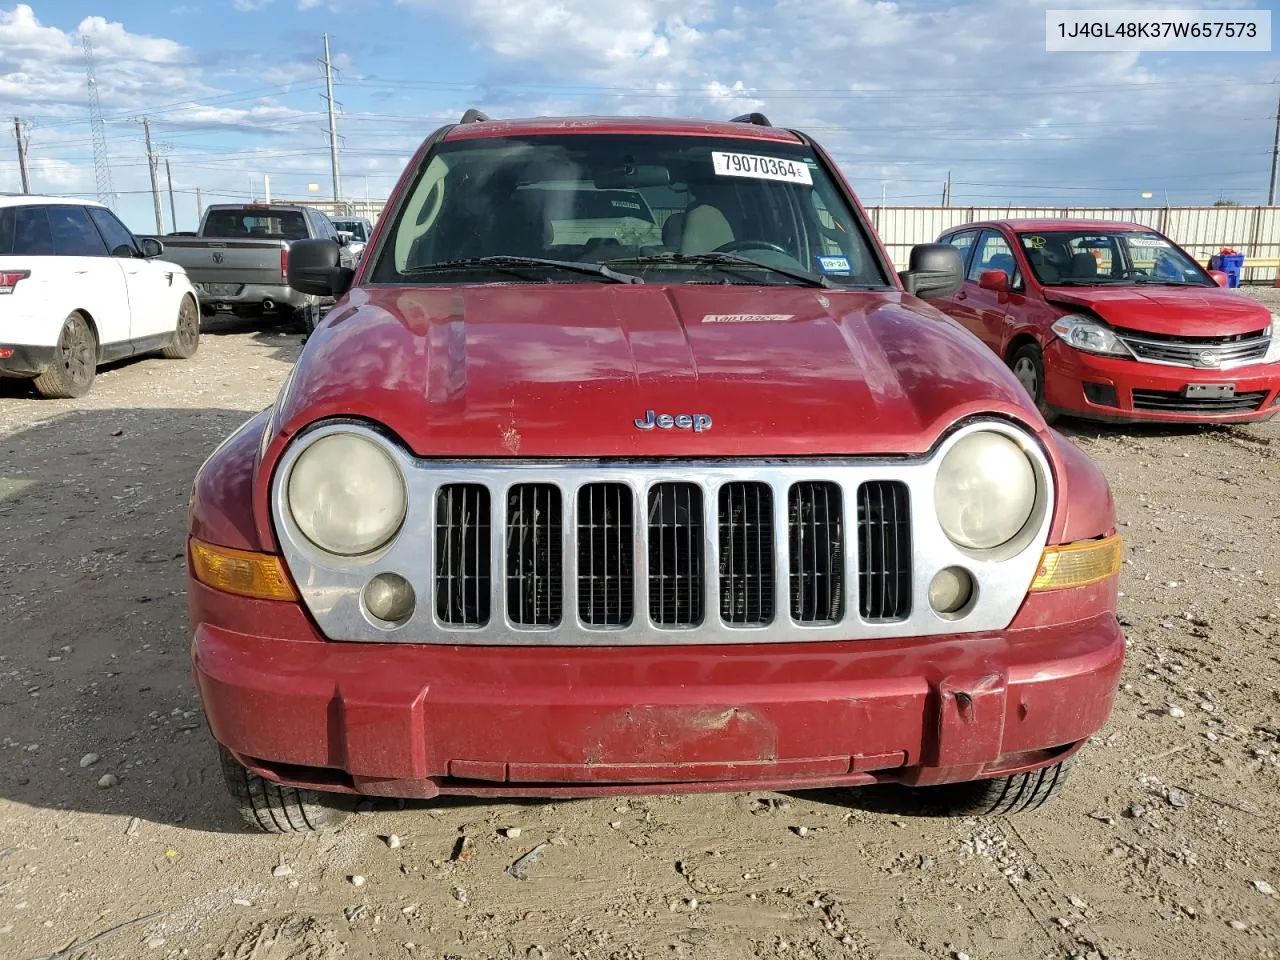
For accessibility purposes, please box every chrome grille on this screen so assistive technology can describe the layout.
[1117,329,1270,369]
[718,482,774,625]
[275,421,1057,646]
[857,481,912,621]
[505,483,562,627]
[648,483,704,627]
[577,483,634,627]
[788,482,844,624]
[435,484,490,626]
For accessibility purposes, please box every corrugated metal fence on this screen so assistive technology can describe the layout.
[868,206,1279,281]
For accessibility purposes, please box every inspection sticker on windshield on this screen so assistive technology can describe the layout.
[816,255,851,273]
[712,152,813,184]
[703,313,794,324]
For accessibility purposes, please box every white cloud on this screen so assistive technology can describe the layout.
[233,0,274,10]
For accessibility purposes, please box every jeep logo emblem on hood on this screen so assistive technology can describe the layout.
[634,410,712,432]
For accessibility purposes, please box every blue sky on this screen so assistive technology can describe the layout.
[3,0,1278,233]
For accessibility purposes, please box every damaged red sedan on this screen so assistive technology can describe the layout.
[934,219,1280,424]
[187,112,1124,832]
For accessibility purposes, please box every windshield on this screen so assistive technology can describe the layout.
[203,208,309,241]
[370,133,888,287]
[1017,229,1213,287]
[333,220,368,241]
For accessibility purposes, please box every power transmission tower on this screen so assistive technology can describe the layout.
[139,117,164,233]
[82,36,115,209]
[12,117,31,194]
[165,159,178,233]
[320,33,342,205]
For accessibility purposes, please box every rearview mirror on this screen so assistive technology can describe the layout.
[140,238,164,259]
[594,164,671,189]
[287,238,355,298]
[899,243,964,299]
[978,269,1009,294]
[1208,270,1229,287]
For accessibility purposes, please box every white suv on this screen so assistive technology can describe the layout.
[0,196,200,398]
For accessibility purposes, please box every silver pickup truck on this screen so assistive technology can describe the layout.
[145,204,357,330]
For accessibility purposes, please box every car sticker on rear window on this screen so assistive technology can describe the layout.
[702,313,794,324]
[1023,235,1046,249]
[1129,236,1170,248]
[712,152,813,185]
[611,200,642,211]
[816,255,851,273]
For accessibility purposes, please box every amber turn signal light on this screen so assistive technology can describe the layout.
[1030,535,1123,592]
[189,539,298,601]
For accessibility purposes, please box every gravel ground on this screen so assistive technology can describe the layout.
[0,298,1278,960]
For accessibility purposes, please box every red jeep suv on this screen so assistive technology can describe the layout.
[187,112,1124,831]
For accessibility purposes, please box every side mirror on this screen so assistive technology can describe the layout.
[287,238,354,297]
[1208,270,1229,287]
[978,269,1009,294]
[140,237,164,259]
[899,243,964,299]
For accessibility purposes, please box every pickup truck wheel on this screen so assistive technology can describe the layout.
[217,746,351,833]
[293,301,321,335]
[1008,342,1057,425]
[161,296,200,359]
[930,756,1075,817]
[32,312,97,399]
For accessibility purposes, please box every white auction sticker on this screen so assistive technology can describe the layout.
[702,313,794,324]
[712,152,813,185]
[1128,236,1171,248]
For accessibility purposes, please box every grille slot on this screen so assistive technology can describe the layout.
[1131,388,1268,414]
[788,482,844,623]
[718,482,775,625]
[648,483,704,626]
[505,484,562,627]
[856,481,912,621]
[577,483,635,627]
[435,484,491,626]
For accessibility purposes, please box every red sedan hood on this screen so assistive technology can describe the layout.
[1043,285,1270,338]
[274,284,1038,458]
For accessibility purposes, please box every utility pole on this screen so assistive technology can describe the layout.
[943,170,952,207]
[1269,87,1280,205]
[195,185,203,223]
[165,158,177,233]
[140,118,163,233]
[321,33,342,205]
[12,117,30,194]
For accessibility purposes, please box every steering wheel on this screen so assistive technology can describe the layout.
[713,239,791,256]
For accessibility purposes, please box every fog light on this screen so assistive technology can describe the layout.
[363,572,415,624]
[929,566,974,615]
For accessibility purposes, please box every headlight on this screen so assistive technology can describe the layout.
[935,431,1038,550]
[287,433,406,556]
[1051,314,1131,357]
[1265,317,1280,364]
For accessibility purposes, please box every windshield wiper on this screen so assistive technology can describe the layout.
[401,256,642,284]
[1047,277,1135,286]
[604,252,834,289]
[1132,277,1205,286]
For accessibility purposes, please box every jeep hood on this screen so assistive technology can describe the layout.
[273,284,1040,458]
[1044,284,1270,338]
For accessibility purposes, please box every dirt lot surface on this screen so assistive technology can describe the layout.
[1,297,1278,960]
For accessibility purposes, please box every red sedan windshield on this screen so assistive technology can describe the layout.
[1017,229,1213,287]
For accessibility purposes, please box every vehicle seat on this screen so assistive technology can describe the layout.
[1025,249,1060,283]
[677,204,734,254]
[987,252,1016,279]
[661,212,686,250]
[1069,252,1098,279]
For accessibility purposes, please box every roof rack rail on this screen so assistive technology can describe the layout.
[730,112,772,127]
[459,108,491,124]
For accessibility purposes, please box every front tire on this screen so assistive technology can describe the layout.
[32,312,97,399]
[928,755,1075,817]
[217,745,351,833]
[161,296,200,360]
[1008,341,1057,425]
